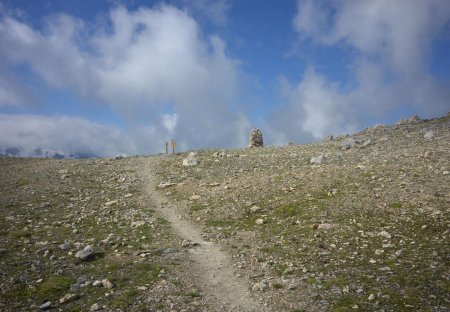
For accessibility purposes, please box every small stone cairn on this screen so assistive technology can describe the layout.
[248,128,263,148]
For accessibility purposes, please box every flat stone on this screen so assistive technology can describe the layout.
[102,279,113,289]
[59,293,79,304]
[75,245,94,261]
[39,301,51,310]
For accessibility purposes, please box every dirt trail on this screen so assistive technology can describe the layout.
[140,157,267,312]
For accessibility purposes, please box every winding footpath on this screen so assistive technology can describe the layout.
[140,157,267,312]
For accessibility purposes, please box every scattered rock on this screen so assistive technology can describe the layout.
[182,152,198,166]
[248,128,264,148]
[102,279,113,289]
[341,138,357,150]
[75,245,94,261]
[105,199,118,206]
[252,281,269,291]
[255,218,265,224]
[158,182,177,189]
[397,115,421,125]
[39,301,51,310]
[250,205,261,213]
[287,284,297,290]
[59,293,79,304]
[310,155,326,165]
[131,221,146,227]
[58,241,72,250]
[156,247,178,255]
[317,223,333,230]
[378,231,392,239]
[181,240,199,248]
[424,131,434,141]
[368,293,375,301]
[93,280,103,287]
[189,195,201,200]
[90,303,101,311]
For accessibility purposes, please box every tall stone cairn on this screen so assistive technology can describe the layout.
[248,128,263,148]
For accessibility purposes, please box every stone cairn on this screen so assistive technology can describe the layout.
[248,128,263,148]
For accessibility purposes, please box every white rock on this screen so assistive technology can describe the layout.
[102,279,114,289]
[189,195,201,200]
[182,152,198,166]
[255,219,265,224]
[131,221,146,227]
[158,182,177,189]
[105,200,118,206]
[250,205,261,213]
[318,223,333,230]
[93,280,103,287]
[310,155,326,165]
[59,293,79,304]
[424,131,434,141]
[368,294,375,301]
[378,230,392,239]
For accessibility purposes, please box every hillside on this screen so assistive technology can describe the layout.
[0,114,449,311]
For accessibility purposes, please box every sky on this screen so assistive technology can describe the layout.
[1,0,449,157]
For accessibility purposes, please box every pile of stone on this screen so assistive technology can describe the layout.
[248,128,263,148]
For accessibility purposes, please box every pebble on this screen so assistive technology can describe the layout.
[102,279,114,289]
[368,294,375,301]
[59,242,72,250]
[378,230,392,239]
[59,293,79,304]
[310,155,326,165]
[39,301,51,310]
[93,280,103,287]
[424,131,434,141]
[189,195,201,200]
[250,205,261,213]
[317,223,333,230]
[105,199,118,206]
[252,281,269,291]
[255,219,265,224]
[90,303,101,311]
[181,239,199,248]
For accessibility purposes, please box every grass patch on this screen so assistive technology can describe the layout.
[9,229,32,239]
[388,202,402,208]
[36,276,73,301]
[16,178,30,187]
[110,289,140,309]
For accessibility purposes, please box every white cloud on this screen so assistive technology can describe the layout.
[180,0,231,26]
[0,5,250,153]
[0,114,135,157]
[272,0,450,143]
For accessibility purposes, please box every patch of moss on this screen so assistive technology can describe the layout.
[36,276,73,301]
[388,202,402,209]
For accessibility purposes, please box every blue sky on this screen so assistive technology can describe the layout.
[1,0,449,157]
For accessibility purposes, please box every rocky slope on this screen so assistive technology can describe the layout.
[0,114,449,312]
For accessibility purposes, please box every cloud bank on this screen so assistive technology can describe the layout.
[0,114,135,157]
[270,0,450,142]
[0,4,250,156]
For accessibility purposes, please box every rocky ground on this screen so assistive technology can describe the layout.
[0,114,449,311]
